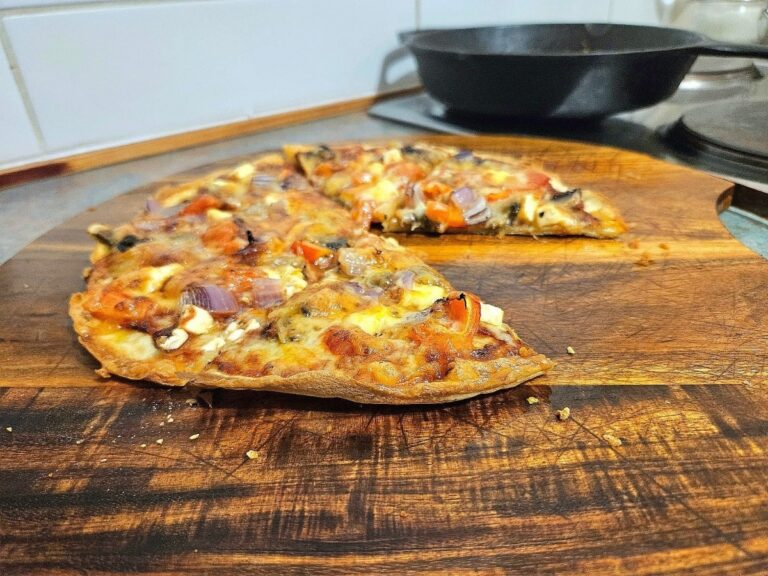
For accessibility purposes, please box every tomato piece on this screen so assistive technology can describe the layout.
[291,240,332,265]
[422,181,452,200]
[485,189,514,203]
[202,221,245,254]
[445,291,481,337]
[524,170,551,188]
[87,285,166,331]
[179,194,221,216]
[425,201,467,228]
[314,162,338,178]
[388,162,426,181]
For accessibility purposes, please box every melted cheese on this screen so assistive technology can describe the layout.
[101,329,157,360]
[262,265,308,298]
[485,169,511,185]
[360,179,399,203]
[480,303,504,326]
[162,186,198,207]
[401,283,446,310]
[345,305,402,335]
[206,208,233,221]
[230,163,255,182]
[139,264,184,294]
[382,149,403,165]
[520,193,538,223]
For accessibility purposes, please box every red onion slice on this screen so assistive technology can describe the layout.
[395,270,415,290]
[145,198,183,218]
[180,284,239,317]
[451,187,489,224]
[251,278,284,308]
[338,248,372,276]
[344,282,384,299]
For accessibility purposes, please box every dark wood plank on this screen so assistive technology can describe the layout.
[1,135,767,574]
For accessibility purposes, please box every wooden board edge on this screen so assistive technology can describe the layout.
[0,87,422,191]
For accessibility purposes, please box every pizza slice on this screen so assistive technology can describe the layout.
[71,152,552,404]
[287,142,626,238]
[284,142,451,229]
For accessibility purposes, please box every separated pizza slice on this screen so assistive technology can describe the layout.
[287,142,627,238]
[193,233,553,404]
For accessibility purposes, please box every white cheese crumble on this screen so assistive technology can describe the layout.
[480,303,504,326]
[179,305,214,335]
[158,328,188,351]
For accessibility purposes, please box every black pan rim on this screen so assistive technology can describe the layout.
[406,22,708,58]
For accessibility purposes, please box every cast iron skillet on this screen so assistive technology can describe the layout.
[404,23,768,118]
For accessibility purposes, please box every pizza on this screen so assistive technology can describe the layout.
[70,149,560,404]
[286,142,626,237]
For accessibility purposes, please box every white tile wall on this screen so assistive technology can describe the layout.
[3,0,417,152]
[419,0,613,28]
[0,42,40,162]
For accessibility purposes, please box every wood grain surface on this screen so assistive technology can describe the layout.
[1,135,767,575]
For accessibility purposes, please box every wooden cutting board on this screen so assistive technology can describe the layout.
[1,135,767,575]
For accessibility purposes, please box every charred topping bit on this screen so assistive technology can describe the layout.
[556,407,571,421]
[300,305,311,317]
[317,145,335,161]
[115,234,141,252]
[551,187,581,201]
[246,230,257,245]
[87,223,114,245]
[508,202,520,222]
[322,238,349,250]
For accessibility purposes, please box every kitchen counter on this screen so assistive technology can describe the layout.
[0,113,420,265]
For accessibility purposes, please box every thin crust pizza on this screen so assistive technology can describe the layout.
[286,142,626,237]
[70,150,557,404]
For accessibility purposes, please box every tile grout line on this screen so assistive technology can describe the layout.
[0,17,46,151]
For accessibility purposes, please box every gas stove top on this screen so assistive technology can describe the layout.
[369,68,768,257]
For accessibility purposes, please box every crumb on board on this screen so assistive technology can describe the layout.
[189,433,200,440]
[659,242,669,250]
[159,421,165,427]
[627,240,639,249]
[184,398,199,407]
[526,396,539,405]
[94,367,111,379]
[603,433,623,447]
[75,439,84,445]
[167,416,174,423]
[556,407,571,421]
[635,252,654,267]
[245,449,259,460]
[566,346,576,355]
[82,266,92,280]
[156,438,164,445]
[140,443,147,448]
[100,458,107,463]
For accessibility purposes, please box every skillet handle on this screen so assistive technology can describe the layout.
[696,42,768,59]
